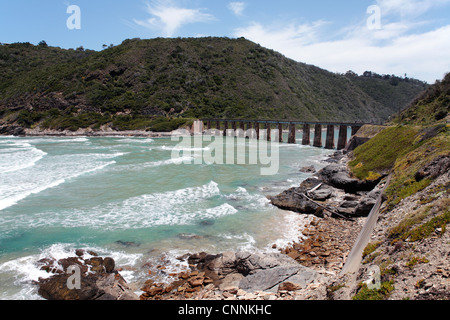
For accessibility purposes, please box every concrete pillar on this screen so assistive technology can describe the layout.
[313,124,322,148]
[278,123,283,143]
[325,125,335,149]
[302,124,310,145]
[239,121,245,138]
[351,126,362,136]
[288,123,296,144]
[247,122,253,139]
[337,125,348,150]
[266,123,271,141]
[223,121,228,137]
[192,120,204,135]
[254,122,260,140]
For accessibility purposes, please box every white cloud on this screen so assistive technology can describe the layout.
[234,1,450,83]
[376,0,450,17]
[228,2,246,16]
[134,0,215,37]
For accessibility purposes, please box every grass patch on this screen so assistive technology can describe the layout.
[406,256,429,269]
[388,205,432,241]
[353,281,395,300]
[349,126,420,180]
[363,241,382,258]
[404,210,449,242]
[349,126,449,210]
[388,198,450,243]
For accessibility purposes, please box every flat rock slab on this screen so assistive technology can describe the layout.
[239,265,319,293]
[198,251,323,293]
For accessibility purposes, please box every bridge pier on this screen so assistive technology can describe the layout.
[201,119,367,150]
[302,124,310,145]
[239,121,245,138]
[278,123,283,143]
[254,122,260,140]
[216,121,221,136]
[313,124,322,148]
[337,125,348,150]
[325,125,335,149]
[266,123,271,141]
[288,123,296,144]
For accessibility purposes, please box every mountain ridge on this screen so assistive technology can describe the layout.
[0,37,428,132]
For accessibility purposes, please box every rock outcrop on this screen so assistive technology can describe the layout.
[35,250,139,300]
[268,152,384,219]
[0,125,25,136]
[140,251,324,300]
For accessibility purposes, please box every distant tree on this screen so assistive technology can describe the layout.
[102,44,108,49]
[76,46,85,51]
[38,40,48,47]
[345,70,358,77]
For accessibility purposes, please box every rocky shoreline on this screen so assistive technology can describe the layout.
[30,126,448,301]
[0,125,189,138]
[136,151,380,301]
[32,147,382,301]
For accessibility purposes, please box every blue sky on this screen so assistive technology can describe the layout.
[1,0,449,83]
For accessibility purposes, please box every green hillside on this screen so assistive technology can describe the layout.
[392,72,449,125]
[0,37,428,132]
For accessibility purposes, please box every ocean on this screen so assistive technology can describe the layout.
[0,132,335,299]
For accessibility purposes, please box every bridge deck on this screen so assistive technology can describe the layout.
[197,119,375,150]
[201,119,372,126]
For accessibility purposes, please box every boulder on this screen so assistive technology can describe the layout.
[354,197,377,217]
[309,187,333,201]
[299,166,316,173]
[415,155,450,181]
[35,251,139,300]
[267,188,323,216]
[316,164,382,193]
[344,136,371,152]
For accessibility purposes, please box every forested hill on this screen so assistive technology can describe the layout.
[0,37,428,132]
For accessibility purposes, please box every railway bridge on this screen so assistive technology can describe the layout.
[198,119,370,150]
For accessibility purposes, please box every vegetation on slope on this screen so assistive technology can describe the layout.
[0,38,428,132]
[347,73,450,300]
[392,72,449,125]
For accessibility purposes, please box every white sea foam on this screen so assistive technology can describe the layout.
[115,138,155,144]
[158,145,210,152]
[223,186,271,211]
[37,181,238,230]
[143,155,194,168]
[218,233,257,252]
[0,142,47,174]
[266,212,315,251]
[0,154,115,211]
[0,243,143,300]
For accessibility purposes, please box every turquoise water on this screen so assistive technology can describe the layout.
[0,133,334,299]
